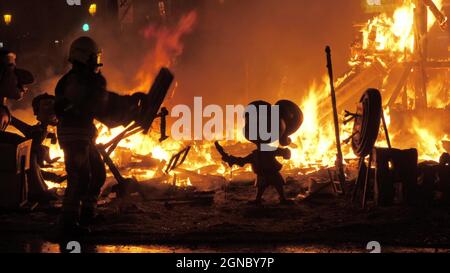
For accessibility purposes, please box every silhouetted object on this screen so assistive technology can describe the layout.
[0,50,34,105]
[166,146,191,174]
[276,100,303,146]
[0,105,11,131]
[55,36,151,235]
[97,68,173,200]
[372,148,418,206]
[349,89,383,208]
[325,46,347,194]
[0,50,39,209]
[136,68,173,134]
[0,140,32,210]
[0,49,35,173]
[158,107,169,142]
[215,100,303,205]
[413,153,450,206]
[348,89,419,208]
[9,94,62,203]
[0,50,34,134]
[55,37,173,236]
[438,153,450,204]
[350,88,383,157]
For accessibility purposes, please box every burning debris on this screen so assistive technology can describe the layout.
[36,1,450,204]
[0,0,449,253]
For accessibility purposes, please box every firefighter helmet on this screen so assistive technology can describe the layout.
[68,36,102,67]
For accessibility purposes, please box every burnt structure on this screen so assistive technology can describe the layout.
[318,0,449,144]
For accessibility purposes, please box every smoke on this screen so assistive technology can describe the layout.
[85,0,368,108]
[7,0,369,121]
[87,9,198,97]
[171,0,368,107]
[134,11,198,91]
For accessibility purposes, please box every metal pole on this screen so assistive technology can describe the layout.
[381,110,392,149]
[325,46,346,194]
[362,152,373,209]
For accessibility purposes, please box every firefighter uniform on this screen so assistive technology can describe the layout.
[55,37,142,233]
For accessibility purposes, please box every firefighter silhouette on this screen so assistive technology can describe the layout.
[55,37,146,236]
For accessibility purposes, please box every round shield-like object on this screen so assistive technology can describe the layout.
[276,100,303,146]
[351,88,382,157]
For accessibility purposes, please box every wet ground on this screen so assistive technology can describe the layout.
[1,179,450,253]
[2,240,450,253]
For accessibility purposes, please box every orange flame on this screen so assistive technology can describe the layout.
[44,3,448,188]
[135,11,198,91]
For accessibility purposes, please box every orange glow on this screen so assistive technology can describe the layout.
[361,1,415,59]
[44,2,449,188]
[3,14,12,26]
[89,4,97,17]
[427,0,443,30]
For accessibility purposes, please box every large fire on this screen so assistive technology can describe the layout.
[362,3,415,56]
[360,0,443,58]
[43,1,448,188]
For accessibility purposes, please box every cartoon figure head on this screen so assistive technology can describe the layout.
[276,100,303,146]
[244,100,303,147]
[32,93,58,126]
